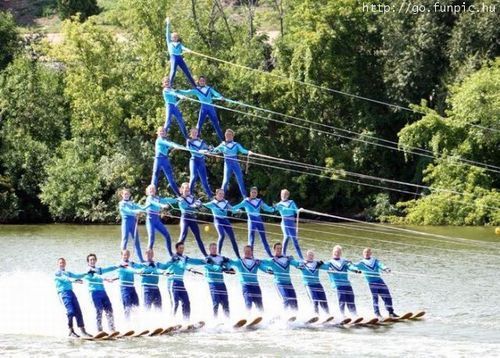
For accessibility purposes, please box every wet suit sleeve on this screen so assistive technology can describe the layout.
[261,201,275,213]
[210,87,224,100]
[231,200,246,212]
[236,143,249,155]
[187,258,206,266]
[101,266,119,275]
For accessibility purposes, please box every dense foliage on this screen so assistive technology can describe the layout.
[56,0,100,21]
[0,1,498,224]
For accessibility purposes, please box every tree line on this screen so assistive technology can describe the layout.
[0,0,498,225]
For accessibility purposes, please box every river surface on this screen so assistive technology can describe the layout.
[0,223,499,357]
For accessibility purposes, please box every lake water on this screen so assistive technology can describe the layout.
[0,222,499,357]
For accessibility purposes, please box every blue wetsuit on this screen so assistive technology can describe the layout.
[116,261,140,318]
[143,195,174,256]
[162,195,207,256]
[275,200,303,259]
[232,197,274,257]
[166,22,196,86]
[187,137,213,197]
[294,260,330,314]
[260,256,299,310]
[161,254,205,319]
[203,199,240,258]
[134,261,167,310]
[355,257,394,316]
[177,86,224,141]
[81,266,118,332]
[151,135,181,196]
[119,199,144,262]
[55,270,85,330]
[228,258,266,311]
[320,258,358,316]
[163,88,188,138]
[211,141,249,197]
[203,254,231,317]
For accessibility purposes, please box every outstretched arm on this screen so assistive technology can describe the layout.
[231,200,246,212]
[261,201,275,213]
[236,143,249,155]
[211,87,224,100]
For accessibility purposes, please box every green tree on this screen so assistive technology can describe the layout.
[57,0,100,21]
[393,60,500,225]
[0,56,70,222]
[0,11,20,70]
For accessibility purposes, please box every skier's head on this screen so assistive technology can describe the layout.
[58,257,66,270]
[215,188,225,201]
[273,242,282,256]
[175,242,185,255]
[332,245,342,259]
[120,188,131,201]
[180,182,190,196]
[87,254,97,267]
[172,32,180,42]
[157,126,166,138]
[249,187,258,199]
[162,77,170,88]
[209,242,217,256]
[197,76,206,87]
[280,189,290,201]
[224,129,234,142]
[243,245,253,259]
[121,249,130,261]
[189,127,199,139]
[363,247,372,259]
[306,250,315,261]
[146,184,156,196]
[146,249,155,262]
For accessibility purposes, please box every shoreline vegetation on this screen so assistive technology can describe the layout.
[0,0,498,226]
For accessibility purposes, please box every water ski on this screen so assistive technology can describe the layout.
[182,321,205,332]
[410,311,426,319]
[287,316,297,323]
[364,318,379,325]
[350,317,364,325]
[381,317,397,323]
[162,324,182,335]
[233,319,247,329]
[340,318,352,325]
[246,317,263,328]
[102,331,120,340]
[305,316,319,325]
[82,331,108,340]
[321,316,334,324]
[117,330,134,338]
[398,312,413,320]
[148,328,164,337]
[132,329,149,337]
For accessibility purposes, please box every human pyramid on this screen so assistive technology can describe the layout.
[54,18,401,338]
